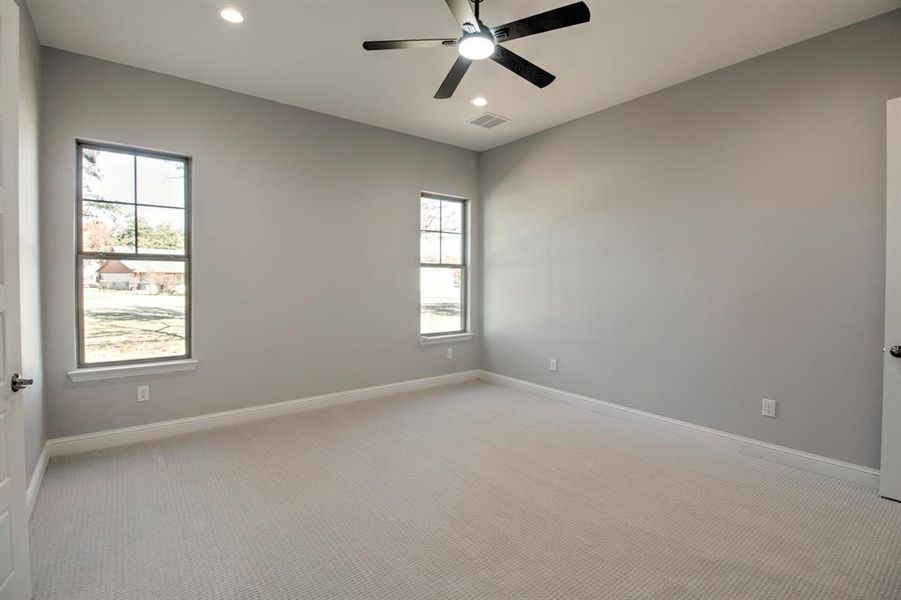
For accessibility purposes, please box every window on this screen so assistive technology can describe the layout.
[420,193,467,336]
[76,142,191,366]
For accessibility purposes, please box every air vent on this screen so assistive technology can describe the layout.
[468,112,510,129]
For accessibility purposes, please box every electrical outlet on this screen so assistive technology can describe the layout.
[762,398,776,418]
[446,348,454,359]
[549,358,558,372]
[137,385,151,402]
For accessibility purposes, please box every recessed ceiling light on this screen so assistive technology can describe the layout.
[220,7,244,24]
[471,97,488,107]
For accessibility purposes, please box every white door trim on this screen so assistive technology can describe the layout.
[25,444,48,517]
[881,97,901,501]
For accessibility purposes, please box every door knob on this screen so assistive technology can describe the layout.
[10,374,33,392]
[890,346,901,358]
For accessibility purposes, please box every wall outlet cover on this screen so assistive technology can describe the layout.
[137,385,151,402]
[762,398,777,418]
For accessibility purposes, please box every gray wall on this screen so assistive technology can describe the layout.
[41,49,479,439]
[479,11,901,469]
[15,0,44,481]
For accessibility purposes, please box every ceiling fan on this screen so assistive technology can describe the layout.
[362,0,590,99]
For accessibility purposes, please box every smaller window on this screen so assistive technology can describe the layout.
[420,193,467,336]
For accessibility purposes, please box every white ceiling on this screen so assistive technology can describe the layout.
[27,0,901,151]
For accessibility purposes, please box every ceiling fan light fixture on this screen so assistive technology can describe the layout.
[458,32,495,60]
[219,7,244,23]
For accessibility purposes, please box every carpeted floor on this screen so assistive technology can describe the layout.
[30,381,901,599]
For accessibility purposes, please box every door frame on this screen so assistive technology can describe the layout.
[881,97,901,501]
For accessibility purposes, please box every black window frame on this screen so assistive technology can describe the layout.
[75,140,192,367]
[419,192,468,337]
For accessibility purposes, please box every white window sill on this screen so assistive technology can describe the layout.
[419,333,474,346]
[68,359,199,383]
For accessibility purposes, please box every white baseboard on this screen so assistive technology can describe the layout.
[27,442,49,517]
[40,368,880,491]
[478,370,881,490]
[47,370,480,458]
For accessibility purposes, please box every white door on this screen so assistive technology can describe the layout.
[882,98,901,502]
[0,1,34,598]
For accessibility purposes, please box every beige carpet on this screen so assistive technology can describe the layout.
[30,381,901,599]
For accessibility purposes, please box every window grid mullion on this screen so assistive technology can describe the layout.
[439,200,444,266]
[133,156,138,253]
[79,253,188,262]
[84,197,188,211]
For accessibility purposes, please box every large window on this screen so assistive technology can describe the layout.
[76,142,191,366]
[420,193,466,336]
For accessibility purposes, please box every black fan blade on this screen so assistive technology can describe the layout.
[492,2,590,43]
[491,45,555,88]
[435,56,472,99]
[445,0,480,32]
[363,39,457,51]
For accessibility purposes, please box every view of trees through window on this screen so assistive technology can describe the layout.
[78,144,190,365]
[420,194,465,335]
